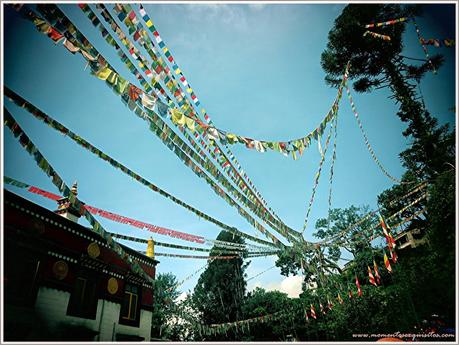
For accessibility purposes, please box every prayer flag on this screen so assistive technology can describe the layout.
[368,266,377,286]
[63,39,80,53]
[373,260,381,285]
[337,293,343,304]
[384,252,393,273]
[390,249,398,263]
[310,304,317,319]
[141,93,156,110]
[355,275,362,296]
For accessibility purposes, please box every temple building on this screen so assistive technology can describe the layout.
[394,227,428,250]
[3,184,159,341]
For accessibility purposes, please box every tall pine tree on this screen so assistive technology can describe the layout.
[192,231,248,340]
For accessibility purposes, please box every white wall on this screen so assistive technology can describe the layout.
[34,287,152,341]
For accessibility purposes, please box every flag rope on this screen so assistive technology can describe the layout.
[4,108,154,285]
[345,80,413,185]
[3,175,277,252]
[22,4,287,246]
[4,85,277,249]
[80,4,294,240]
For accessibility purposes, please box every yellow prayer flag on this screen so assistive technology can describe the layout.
[95,67,113,81]
[146,19,153,27]
[185,117,195,132]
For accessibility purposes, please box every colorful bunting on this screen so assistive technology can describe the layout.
[345,81,410,184]
[420,38,455,47]
[363,30,391,41]
[4,86,277,249]
[24,6,301,247]
[411,18,436,74]
[92,3,291,239]
[365,17,407,28]
[4,109,154,285]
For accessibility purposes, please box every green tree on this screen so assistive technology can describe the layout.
[241,288,297,341]
[192,231,248,340]
[150,272,181,340]
[321,4,452,182]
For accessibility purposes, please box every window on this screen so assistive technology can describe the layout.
[119,284,141,327]
[67,275,98,319]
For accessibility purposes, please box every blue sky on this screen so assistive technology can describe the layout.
[3,3,456,298]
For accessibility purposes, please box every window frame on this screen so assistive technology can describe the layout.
[66,271,98,320]
[119,283,141,327]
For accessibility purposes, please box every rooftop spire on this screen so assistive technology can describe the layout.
[71,181,78,196]
[54,180,82,223]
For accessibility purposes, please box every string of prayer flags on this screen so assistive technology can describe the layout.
[316,181,426,244]
[411,18,436,74]
[3,109,154,285]
[419,38,455,47]
[302,113,337,233]
[363,30,391,41]
[63,3,298,244]
[4,175,276,253]
[132,2,349,159]
[19,12,288,242]
[152,252,240,260]
[345,81,410,184]
[167,258,216,293]
[79,3,323,245]
[204,310,287,335]
[302,62,348,233]
[365,17,407,28]
[4,86,277,250]
[246,265,277,282]
[4,176,31,189]
[28,186,62,200]
[327,108,339,231]
[206,237,273,252]
[110,231,278,256]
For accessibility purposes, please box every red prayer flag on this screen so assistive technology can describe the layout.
[368,266,378,286]
[390,249,398,263]
[310,304,317,319]
[373,260,382,285]
[355,275,362,296]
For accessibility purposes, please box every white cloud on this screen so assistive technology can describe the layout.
[276,275,304,298]
[184,4,250,31]
[249,275,304,298]
[176,291,188,302]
